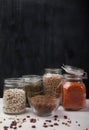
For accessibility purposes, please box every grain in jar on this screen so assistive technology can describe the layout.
[3,78,26,114]
[43,68,63,98]
[62,65,87,110]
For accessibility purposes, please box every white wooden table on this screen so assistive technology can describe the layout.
[0,98,89,130]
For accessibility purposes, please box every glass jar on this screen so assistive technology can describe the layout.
[3,78,26,114]
[28,89,60,117]
[43,68,63,101]
[22,75,42,107]
[62,65,87,110]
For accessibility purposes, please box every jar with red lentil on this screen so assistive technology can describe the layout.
[43,68,63,102]
[62,65,87,110]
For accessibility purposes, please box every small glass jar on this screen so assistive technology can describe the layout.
[3,78,26,114]
[43,68,63,101]
[28,89,60,117]
[62,65,87,110]
[22,75,42,107]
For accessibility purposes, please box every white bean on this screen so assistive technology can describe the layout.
[3,88,26,114]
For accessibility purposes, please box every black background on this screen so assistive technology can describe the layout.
[0,0,89,98]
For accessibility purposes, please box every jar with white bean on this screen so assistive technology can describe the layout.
[3,78,26,114]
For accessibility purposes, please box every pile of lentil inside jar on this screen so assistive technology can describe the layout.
[3,88,26,114]
[30,95,59,116]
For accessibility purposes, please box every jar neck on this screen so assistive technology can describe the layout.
[4,78,24,87]
[22,75,42,83]
[44,68,62,74]
[63,74,83,82]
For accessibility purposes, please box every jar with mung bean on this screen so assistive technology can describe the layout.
[22,75,43,107]
[3,78,26,114]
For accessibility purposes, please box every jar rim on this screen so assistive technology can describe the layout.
[4,78,24,88]
[63,74,83,80]
[22,75,42,83]
[5,78,23,83]
[44,68,62,73]
[22,75,41,78]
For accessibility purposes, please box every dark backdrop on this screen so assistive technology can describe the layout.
[0,0,89,98]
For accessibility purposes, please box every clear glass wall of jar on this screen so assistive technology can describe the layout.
[62,74,86,110]
[3,78,26,114]
[43,68,63,104]
[22,75,42,107]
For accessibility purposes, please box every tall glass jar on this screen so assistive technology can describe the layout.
[3,78,26,114]
[22,75,42,107]
[43,68,63,103]
[62,65,87,110]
